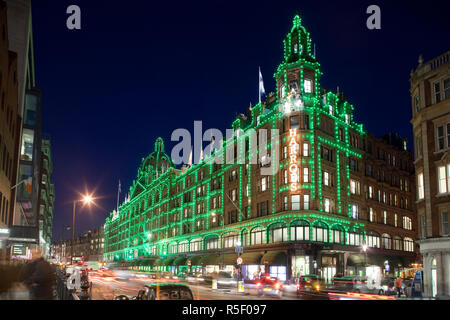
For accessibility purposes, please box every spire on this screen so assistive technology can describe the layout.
[154,137,164,153]
[281,14,315,65]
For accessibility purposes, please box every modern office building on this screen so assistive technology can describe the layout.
[0,0,21,259]
[2,0,45,260]
[410,50,450,299]
[38,136,54,257]
[104,15,418,283]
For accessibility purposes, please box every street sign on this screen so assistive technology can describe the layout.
[237,257,243,265]
[238,281,245,293]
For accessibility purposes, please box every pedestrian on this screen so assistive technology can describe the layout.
[395,276,402,298]
[22,249,56,300]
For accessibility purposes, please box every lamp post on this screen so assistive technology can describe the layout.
[71,195,93,258]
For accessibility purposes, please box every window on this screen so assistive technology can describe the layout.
[283,146,288,159]
[437,125,445,150]
[394,214,398,227]
[445,78,450,100]
[383,211,387,224]
[331,226,345,244]
[291,195,300,211]
[312,222,328,242]
[420,215,426,238]
[347,229,362,246]
[351,204,358,219]
[283,196,288,211]
[381,234,392,250]
[223,233,239,248]
[20,129,34,161]
[269,224,288,243]
[434,82,441,103]
[303,167,309,183]
[304,195,310,210]
[438,166,448,194]
[206,236,219,250]
[416,135,422,159]
[324,198,330,213]
[368,186,373,199]
[417,173,424,200]
[251,227,265,245]
[393,236,402,250]
[284,170,288,184]
[442,211,449,235]
[414,96,419,113]
[366,232,380,248]
[329,105,333,115]
[189,238,202,252]
[345,114,350,124]
[323,171,330,186]
[403,238,414,252]
[304,79,312,93]
[303,143,309,157]
[261,177,267,192]
[403,216,412,230]
[448,123,450,148]
[350,179,360,195]
[290,116,300,130]
[290,220,310,241]
[369,208,375,222]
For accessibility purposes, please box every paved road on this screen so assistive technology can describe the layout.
[90,275,301,300]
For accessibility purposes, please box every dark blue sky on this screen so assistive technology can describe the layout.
[30,0,450,241]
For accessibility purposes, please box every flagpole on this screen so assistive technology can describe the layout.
[117,180,121,215]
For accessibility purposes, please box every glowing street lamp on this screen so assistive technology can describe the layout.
[71,193,95,257]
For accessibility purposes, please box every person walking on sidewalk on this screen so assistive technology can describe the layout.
[21,249,56,300]
[395,277,402,298]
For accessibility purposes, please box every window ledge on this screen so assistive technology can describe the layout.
[436,192,450,198]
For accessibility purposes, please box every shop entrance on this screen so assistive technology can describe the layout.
[321,256,337,283]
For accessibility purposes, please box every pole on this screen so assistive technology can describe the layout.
[72,201,76,258]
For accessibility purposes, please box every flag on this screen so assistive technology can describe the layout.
[259,66,266,103]
[25,177,32,194]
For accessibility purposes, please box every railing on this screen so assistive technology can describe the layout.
[56,268,92,300]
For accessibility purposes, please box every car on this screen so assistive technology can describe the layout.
[114,283,195,300]
[296,275,326,296]
[331,276,386,295]
[256,275,283,298]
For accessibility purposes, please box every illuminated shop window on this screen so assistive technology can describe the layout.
[223,233,239,248]
[269,223,288,243]
[20,128,34,161]
[250,227,265,245]
[312,222,328,242]
[331,225,345,244]
[189,238,202,252]
[381,234,392,249]
[403,238,414,252]
[366,231,380,248]
[347,228,362,246]
[304,195,310,210]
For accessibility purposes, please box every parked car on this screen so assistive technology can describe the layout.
[256,276,283,298]
[114,283,194,300]
[295,275,326,296]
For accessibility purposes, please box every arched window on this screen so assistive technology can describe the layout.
[347,228,362,246]
[222,232,239,248]
[178,241,188,253]
[205,235,219,250]
[381,233,392,250]
[241,229,249,247]
[189,238,202,252]
[312,221,329,242]
[393,236,402,250]
[250,227,265,245]
[290,220,310,241]
[366,231,380,248]
[331,225,345,244]
[269,223,288,243]
[403,237,414,252]
[168,243,177,254]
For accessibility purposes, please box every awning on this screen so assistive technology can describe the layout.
[173,256,187,266]
[189,255,203,266]
[261,251,287,266]
[347,254,389,267]
[240,252,263,265]
[164,256,176,266]
[142,259,156,267]
[155,258,165,266]
[217,254,239,265]
[199,255,219,266]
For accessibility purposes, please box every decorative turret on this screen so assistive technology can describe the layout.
[137,137,174,187]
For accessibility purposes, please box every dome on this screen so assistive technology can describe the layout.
[138,137,174,185]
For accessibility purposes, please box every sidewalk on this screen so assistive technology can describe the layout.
[0,283,30,300]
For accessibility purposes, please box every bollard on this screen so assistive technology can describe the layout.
[238,281,245,293]
[212,279,217,290]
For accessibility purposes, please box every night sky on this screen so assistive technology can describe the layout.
[29,0,450,241]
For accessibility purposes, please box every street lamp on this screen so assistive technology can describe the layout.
[71,194,94,258]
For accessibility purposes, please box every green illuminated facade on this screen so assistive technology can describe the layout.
[104,15,417,281]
